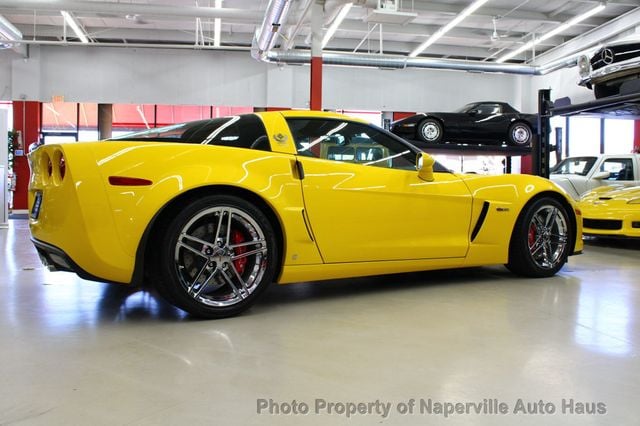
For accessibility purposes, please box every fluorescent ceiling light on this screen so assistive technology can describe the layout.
[322,3,353,49]
[0,14,22,42]
[409,0,489,57]
[61,10,90,44]
[496,3,606,63]
[214,0,222,47]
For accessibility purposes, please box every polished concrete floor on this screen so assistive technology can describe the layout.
[1,219,639,425]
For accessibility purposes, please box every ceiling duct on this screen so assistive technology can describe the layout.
[0,13,21,48]
[264,50,576,75]
[252,0,294,60]
[253,1,576,75]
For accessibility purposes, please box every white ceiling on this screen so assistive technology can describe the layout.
[1,0,639,65]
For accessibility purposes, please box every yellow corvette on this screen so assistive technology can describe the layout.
[28,111,583,318]
[579,185,640,238]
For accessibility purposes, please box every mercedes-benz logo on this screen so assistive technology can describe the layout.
[601,48,615,64]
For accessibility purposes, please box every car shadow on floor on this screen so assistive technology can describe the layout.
[257,266,509,308]
[95,266,509,322]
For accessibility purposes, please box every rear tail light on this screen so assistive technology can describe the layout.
[58,155,66,180]
[51,150,66,184]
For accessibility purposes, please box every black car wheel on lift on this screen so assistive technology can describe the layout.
[417,119,443,143]
[508,122,532,146]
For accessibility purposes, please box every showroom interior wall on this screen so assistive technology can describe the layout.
[524,66,594,112]
[4,45,526,112]
[0,53,10,101]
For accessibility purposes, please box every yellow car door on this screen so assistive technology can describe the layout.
[286,116,473,263]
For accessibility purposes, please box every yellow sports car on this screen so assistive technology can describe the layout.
[579,185,640,238]
[28,111,583,318]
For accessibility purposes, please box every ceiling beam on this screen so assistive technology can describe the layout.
[532,5,640,65]
[400,2,562,25]
[0,0,264,22]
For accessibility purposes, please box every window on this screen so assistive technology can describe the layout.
[568,116,600,156]
[474,103,502,115]
[286,118,417,170]
[205,114,269,150]
[551,156,597,176]
[111,114,270,151]
[599,158,634,181]
[604,119,634,154]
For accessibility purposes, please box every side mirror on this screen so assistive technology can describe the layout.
[417,152,435,182]
[468,109,481,116]
[592,171,610,180]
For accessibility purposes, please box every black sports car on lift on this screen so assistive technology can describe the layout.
[390,102,538,146]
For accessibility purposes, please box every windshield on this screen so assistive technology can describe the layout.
[550,156,597,176]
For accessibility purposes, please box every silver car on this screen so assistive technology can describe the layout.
[550,154,640,200]
[578,38,640,99]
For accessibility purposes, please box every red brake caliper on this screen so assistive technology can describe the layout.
[528,224,536,248]
[231,229,247,274]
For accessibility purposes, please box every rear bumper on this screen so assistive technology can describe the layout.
[31,238,127,284]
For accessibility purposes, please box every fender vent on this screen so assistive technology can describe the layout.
[471,201,490,242]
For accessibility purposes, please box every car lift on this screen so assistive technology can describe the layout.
[536,89,640,178]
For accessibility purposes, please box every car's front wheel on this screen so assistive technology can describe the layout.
[154,194,278,318]
[508,122,532,146]
[507,197,571,278]
[417,119,443,143]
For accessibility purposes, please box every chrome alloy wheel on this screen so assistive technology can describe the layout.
[527,205,569,270]
[421,122,441,142]
[174,207,268,307]
[511,124,531,145]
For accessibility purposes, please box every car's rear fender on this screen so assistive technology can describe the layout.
[132,184,291,287]
[28,144,134,283]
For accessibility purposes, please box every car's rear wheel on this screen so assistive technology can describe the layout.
[508,122,532,146]
[154,195,278,318]
[417,119,443,143]
[507,197,571,278]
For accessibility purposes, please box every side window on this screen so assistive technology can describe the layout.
[286,118,416,170]
[599,158,634,181]
[476,103,501,115]
[205,114,270,151]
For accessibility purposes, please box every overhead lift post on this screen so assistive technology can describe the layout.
[534,89,552,178]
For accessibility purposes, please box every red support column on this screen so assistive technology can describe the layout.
[309,0,323,111]
[520,155,532,175]
[12,101,42,211]
[634,120,640,153]
[310,56,323,111]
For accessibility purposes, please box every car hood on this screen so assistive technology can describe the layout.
[549,174,582,196]
[580,185,640,203]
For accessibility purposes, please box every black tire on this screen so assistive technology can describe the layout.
[506,197,571,278]
[417,118,443,143]
[153,194,278,319]
[507,122,532,146]
[593,83,619,99]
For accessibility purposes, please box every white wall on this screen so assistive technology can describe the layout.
[0,50,13,101]
[324,66,526,112]
[523,66,595,112]
[5,45,528,112]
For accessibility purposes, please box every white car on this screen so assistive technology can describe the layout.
[550,154,640,200]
